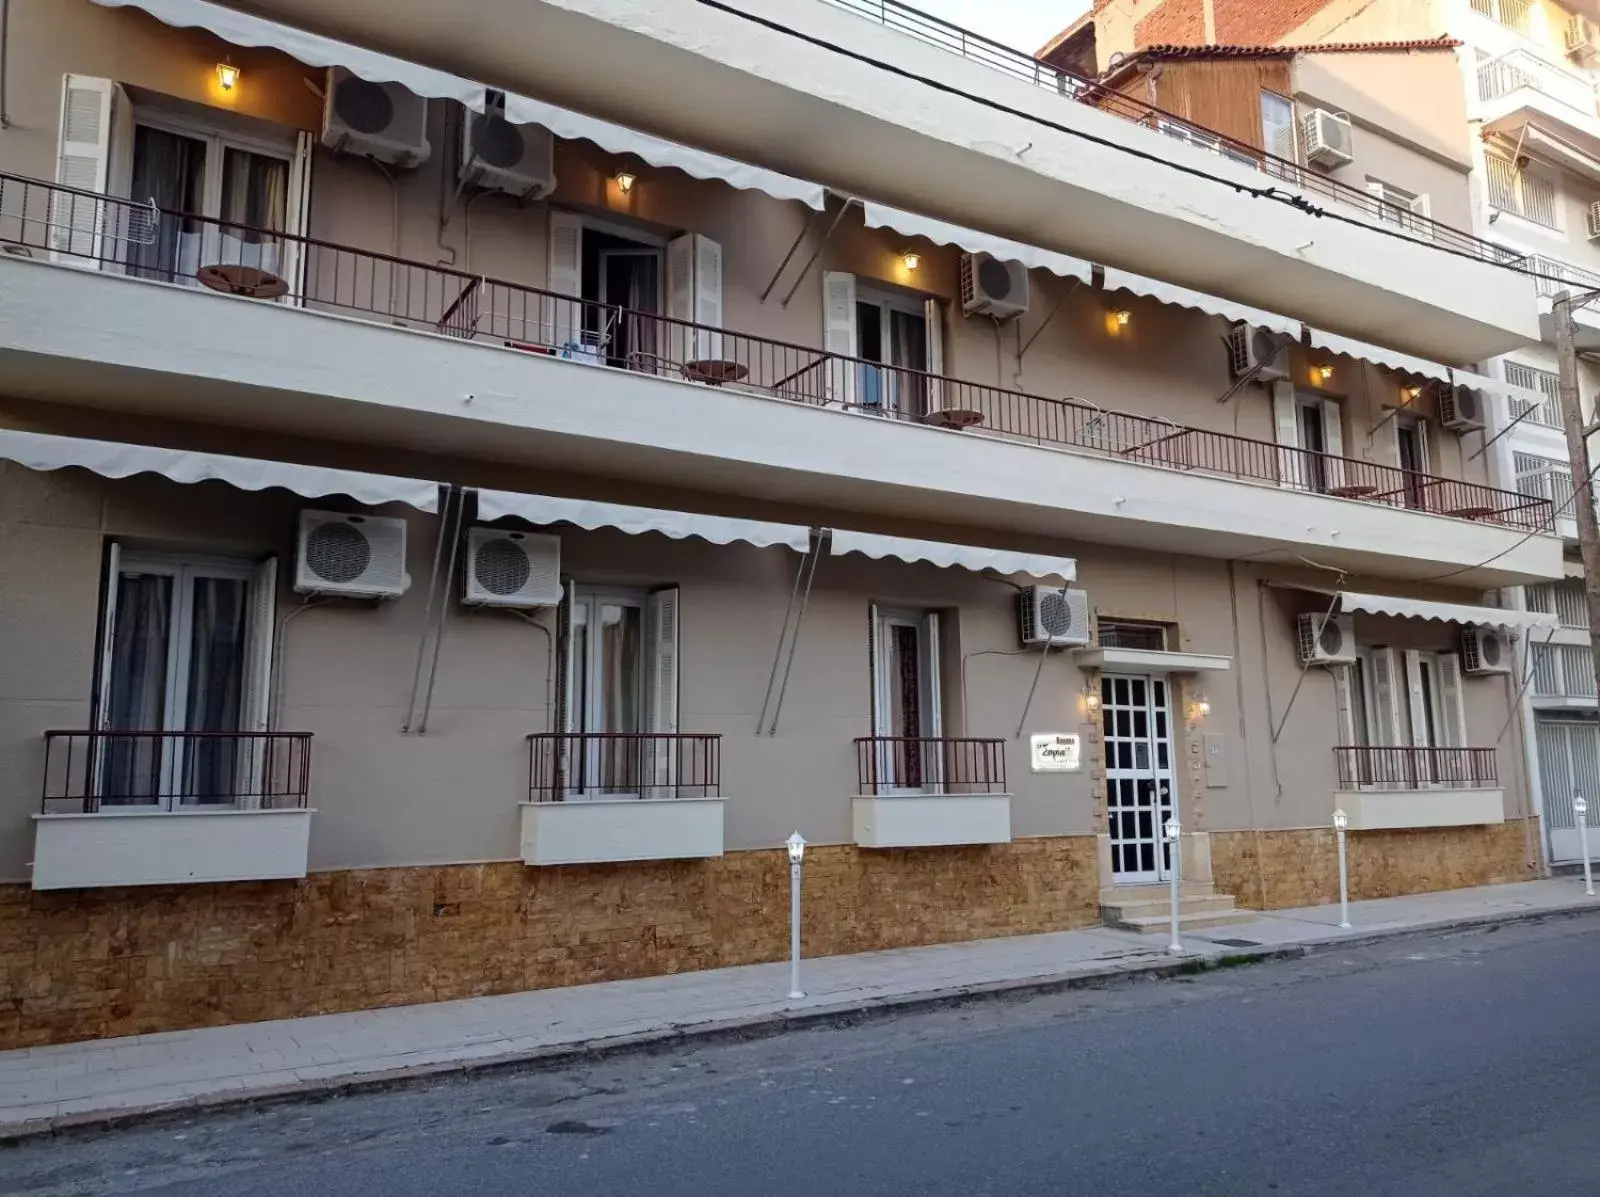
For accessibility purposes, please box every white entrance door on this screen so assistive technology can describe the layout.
[1103,673,1177,883]
[1536,718,1600,864]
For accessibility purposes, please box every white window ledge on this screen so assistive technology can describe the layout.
[30,808,313,890]
[1073,648,1232,674]
[519,798,726,866]
[852,794,1013,848]
[1334,788,1505,831]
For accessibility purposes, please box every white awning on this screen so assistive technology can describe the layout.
[1339,591,1557,631]
[477,491,811,551]
[1306,329,1454,383]
[1100,266,1300,338]
[0,429,440,510]
[862,202,1093,283]
[829,530,1076,583]
[94,0,827,209]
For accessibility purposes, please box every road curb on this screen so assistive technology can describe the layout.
[5,898,1597,1145]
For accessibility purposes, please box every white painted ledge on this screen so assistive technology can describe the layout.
[852,794,1013,848]
[1334,789,1505,831]
[30,808,313,890]
[519,798,726,866]
[1073,648,1232,673]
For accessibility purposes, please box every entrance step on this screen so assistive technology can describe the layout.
[1099,885,1256,934]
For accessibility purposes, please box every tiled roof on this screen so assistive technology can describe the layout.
[1119,37,1461,63]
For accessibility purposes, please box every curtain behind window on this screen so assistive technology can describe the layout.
[219,148,288,275]
[101,573,172,804]
[182,576,248,803]
[126,126,205,282]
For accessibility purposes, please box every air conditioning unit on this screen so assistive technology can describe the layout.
[1019,586,1091,648]
[1227,322,1288,383]
[321,67,431,168]
[1586,199,1600,240]
[1297,612,1355,666]
[1568,14,1598,60]
[1301,109,1353,169]
[459,98,556,200]
[1462,626,1513,676]
[959,252,1030,320]
[462,527,561,608]
[294,510,409,599]
[1440,383,1486,432]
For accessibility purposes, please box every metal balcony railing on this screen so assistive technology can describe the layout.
[822,0,1529,269]
[1334,745,1499,789]
[1522,254,1600,300]
[40,729,314,814]
[855,736,1007,795]
[0,171,1551,533]
[1477,49,1599,115]
[527,732,721,801]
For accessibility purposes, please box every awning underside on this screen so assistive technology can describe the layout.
[829,530,1076,584]
[862,202,1093,283]
[477,490,812,551]
[1338,590,1557,632]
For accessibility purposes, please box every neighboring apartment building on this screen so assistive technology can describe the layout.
[0,0,1562,1048]
[1047,0,1600,869]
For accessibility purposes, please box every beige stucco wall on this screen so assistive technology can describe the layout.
[0,458,1535,883]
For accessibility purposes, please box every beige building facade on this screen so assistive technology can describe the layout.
[0,0,1564,1047]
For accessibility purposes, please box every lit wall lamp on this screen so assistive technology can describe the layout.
[215,60,240,92]
[614,171,637,195]
[1188,693,1211,722]
[1312,364,1335,384]
[901,251,921,273]
[1082,684,1102,716]
[1402,384,1423,405]
[1112,309,1131,327]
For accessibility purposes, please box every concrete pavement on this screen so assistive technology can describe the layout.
[3,877,1597,1142]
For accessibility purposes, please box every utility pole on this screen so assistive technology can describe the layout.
[1553,292,1600,706]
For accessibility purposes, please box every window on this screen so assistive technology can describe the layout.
[1367,179,1432,239]
[1531,642,1597,699]
[1515,452,1575,515]
[821,272,945,415]
[1097,620,1168,651]
[1272,382,1345,492]
[1526,578,1586,628]
[1396,418,1430,510]
[1337,647,1467,750]
[1504,361,1562,427]
[562,586,679,797]
[93,547,276,807]
[1470,0,1534,34]
[1485,152,1559,228]
[867,604,943,792]
[1259,91,1297,164]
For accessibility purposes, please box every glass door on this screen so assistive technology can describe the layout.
[871,607,942,792]
[569,590,646,797]
[856,292,928,417]
[1103,674,1177,883]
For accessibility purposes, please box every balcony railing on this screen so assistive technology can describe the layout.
[1477,49,1599,116]
[822,0,1527,268]
[0,171,1551,533]
[40,729,314,814]
[1522,254,1600,300]
[1334,745,1499,789]
[854,736,1007,795]
[527,732,721,801]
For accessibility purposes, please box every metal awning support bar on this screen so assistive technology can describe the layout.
[401,483,468,734]
[780,198,860,308]
[759,206,827,304]
[757,528,829,735]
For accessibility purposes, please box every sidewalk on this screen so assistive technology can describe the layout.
[4,877,1597,1141]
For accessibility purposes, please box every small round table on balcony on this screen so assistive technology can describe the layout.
[682,359,749,387]
[922,407,985,430]
[1444,504,1497,521]
[196,264,289,299]
[1327,484,1378,499]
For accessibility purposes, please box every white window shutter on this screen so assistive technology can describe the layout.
[647,586,681,790]
[237,557,279,808]
[93,541,123,732]
[1409,193,1432,239]
[1404,649,1430,748]
[552,579,577,797]
[823,271,858,407]
[1272,381,1304,489]
[923,296,945,415]
[1370,648,1401,745]
[54,75,116,263]
[1437,652,1467,748]
[1321,399,1347,491]
[693,234,723,361]
[665,232,694,366]
[923,611,943,738]
[279,131,315,304]
[547,209,583,348]
[866,600,881,738]
[1333,664,1356,745]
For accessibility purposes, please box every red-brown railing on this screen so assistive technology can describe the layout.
[855,736,1008,795]
[40,729,313,814]
[527,732,721,801]
[823,0,1523,268]
[1334,745,1498,789]
[0,171,1550,532]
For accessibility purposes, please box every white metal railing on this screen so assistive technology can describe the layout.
[1532,642,1598,699]
[1523,253,1600,299]
[1527,579,1587,628]
[1515,451,1576,517]
[1477,48,1599,115]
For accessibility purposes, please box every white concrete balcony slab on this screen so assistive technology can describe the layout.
[519,799,726,866]
[1334,789,1506,831]
[851,795,1013,848]
[30,809,313,890]
[215,0,1538,361]
[1333,745,1505,830]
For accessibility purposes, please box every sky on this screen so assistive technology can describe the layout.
[906,0,1091,55]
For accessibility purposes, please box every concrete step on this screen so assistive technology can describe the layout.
[1098,882,1215,904]
[1106,907,1260,935]
[1100,893,1242,921]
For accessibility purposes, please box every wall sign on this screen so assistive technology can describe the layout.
[1030,733,1081,773]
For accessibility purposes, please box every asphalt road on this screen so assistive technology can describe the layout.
[6,914,1600,1196]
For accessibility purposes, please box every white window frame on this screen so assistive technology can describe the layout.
[94,547,274,811]
[854,282,933,416]
[1259,90,1298,164]
[1366,178,1432,240]
[1273,382,1346,492]
[1503,361,1562,427]
[1484,150,1561,230]
[867,602,944,794]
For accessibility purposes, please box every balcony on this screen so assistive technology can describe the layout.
[1332,745,1505,831]
[1530,641,1599,708]
[1523,255,1600,352]
[218,0,1538,360]
[0,173,1560,587]
[1477,49,1600,153]
[30,730,314,890]
[519,733,725,865]
[852,737,1011,847]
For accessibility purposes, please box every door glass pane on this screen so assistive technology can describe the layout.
[857,301,884,408]
[598,602,642,791]
[101,572,174,805]
[1351,660,1370,746]
[218,147,288,275]
[127,126,206,282]
[181,575,249,804]
[888,308,928,417]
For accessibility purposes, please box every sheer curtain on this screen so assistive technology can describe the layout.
[889,310,928,417]
[101,575,172,804]
[183,577,248,804]
[219,148,288,275]
[126,126,205,283]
